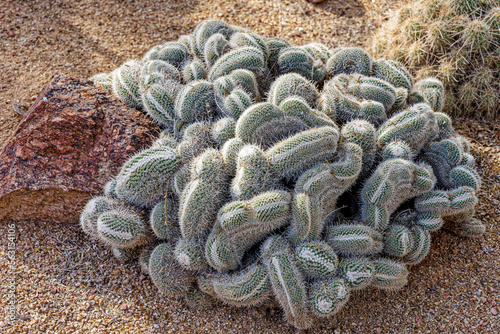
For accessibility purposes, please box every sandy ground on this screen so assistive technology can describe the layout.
[0,0,499,333]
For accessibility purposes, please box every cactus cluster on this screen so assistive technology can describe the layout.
[370,0,500,118]
[84,19,485,329]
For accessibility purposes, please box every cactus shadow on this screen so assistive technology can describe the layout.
[313,0,366,18]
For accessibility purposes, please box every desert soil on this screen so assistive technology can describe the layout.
[0,0,499,333]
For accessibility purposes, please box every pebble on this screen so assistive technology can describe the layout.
[491,308,498,316]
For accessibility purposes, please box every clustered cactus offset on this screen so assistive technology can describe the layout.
[370,0,500,117]
[84,19,485,329]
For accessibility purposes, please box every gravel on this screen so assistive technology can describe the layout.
[0,0,499,333]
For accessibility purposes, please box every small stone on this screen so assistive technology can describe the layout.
[121,304,128,310]
[491,308,498,316]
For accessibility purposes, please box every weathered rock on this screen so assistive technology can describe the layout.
[0,74,160,223]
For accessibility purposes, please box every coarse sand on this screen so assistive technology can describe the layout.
[0,1,498,333]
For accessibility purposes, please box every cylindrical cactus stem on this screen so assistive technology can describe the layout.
[450,218,485,237]
[288,192,323,245]
[96,208,151,249]
[211,117,236,145]
[326,47,372,77]
[262,238,312,330]
[449,165,481,191]
[414,190,451,214]
[414,77,445,112]
[150,198,179,241]
[371,258,409,291]
[309,278,350,318]
[423,136,471,188]
[182,58,206,83]
[340,119,377,176]
[388,87,408,116]
[205,191,292,271]
[111,60,143,109]
[199,264,272,307]
[141,81,180,127]
[223,89,253,119]
[289,144,363,245]
[90,72,113,93]
[148,243,195,297]
[449,186,478,212]
[231,145,277,200]
[326,223,384,256]
[403,226,431,265]
[280,96,337,129]
[229,69,261,102]
[360,159,436,230]
[174,238,208,270]
[337,257,374,290]
[80,196,124,237]
[340,119,376,153]
[142,42,189,68]
[382,140,413,161]
[276,47,315,80]
[177,34,192,49]
[415,211,444,232]
[341,73,397,111]
[175,80,216,124]
[229,32,269,61]
[320,76,388,125]
[265,37,291,71]
[325,141,363,193]
[141,60,182,86]
[191,19,234,58]
[221,137,244,177]
[301,42,331,64]
[235,102,307,149]
[208,46,266,81]
[373,59,413,91]
[115,146,181,208]
[179,149,228,240]
[213,76,234,99]
[434,112,455,140]
[103,179,118,199]
[462,19,493,54]
[377,103,438,151]
[173,165,191,198]
[267,73,319,108]
[176,121,215,164]
[152,131,178,149]
[265,126,340,178]
[383,224,414,257]
[204,33,230,67]
[295,241,339,278]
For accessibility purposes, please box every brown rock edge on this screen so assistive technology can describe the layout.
[0,74,159,223]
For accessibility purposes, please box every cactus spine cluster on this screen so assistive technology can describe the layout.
[370,0,500,117]
[84,19,486,330]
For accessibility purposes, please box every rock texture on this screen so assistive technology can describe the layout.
[0,74,160,223]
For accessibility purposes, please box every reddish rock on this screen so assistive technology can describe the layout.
[0,74,160,223]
